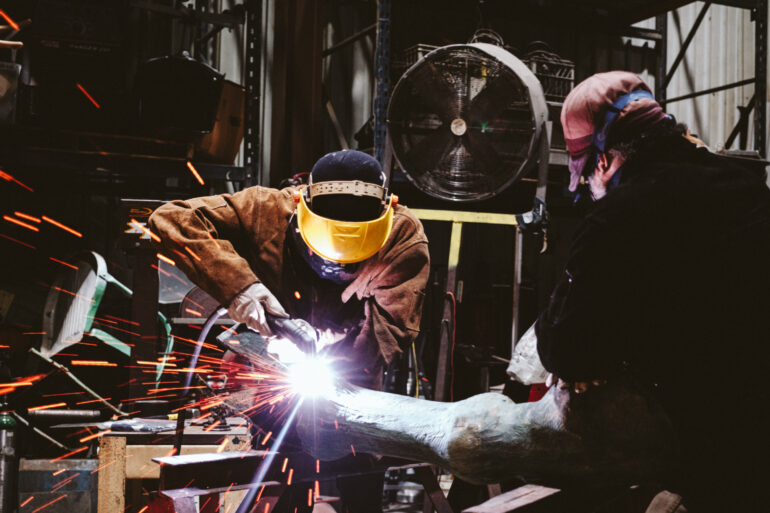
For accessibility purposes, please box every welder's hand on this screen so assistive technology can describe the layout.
[546,373,606,394]
[228,282,288,336]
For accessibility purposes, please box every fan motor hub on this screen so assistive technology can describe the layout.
[450,118,467,136]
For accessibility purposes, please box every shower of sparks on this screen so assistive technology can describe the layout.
[186,161,205,185]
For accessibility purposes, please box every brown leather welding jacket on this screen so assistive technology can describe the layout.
[149,186,430,388]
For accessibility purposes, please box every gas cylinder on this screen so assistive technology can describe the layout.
[0,404,17,513]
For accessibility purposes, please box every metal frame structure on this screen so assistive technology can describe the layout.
[652,0,768,156]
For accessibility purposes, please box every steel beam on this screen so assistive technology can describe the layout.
[663,1,712,89]
[655,14,668,103]
[243,0,262,186]
[663,77,755,104]
[374,0,391,164]
[754,0,767,156]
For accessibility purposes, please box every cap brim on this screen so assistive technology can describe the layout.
[568,153,589,192]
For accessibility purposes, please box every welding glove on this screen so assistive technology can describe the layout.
[227,282,288,336]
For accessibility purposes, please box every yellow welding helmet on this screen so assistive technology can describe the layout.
[295,185,396,264]
[295,150,396,264]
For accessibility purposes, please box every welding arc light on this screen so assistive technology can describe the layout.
[288,358,334,398]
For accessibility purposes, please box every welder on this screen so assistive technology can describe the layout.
[149,150,430,513]
[537,71,770,512]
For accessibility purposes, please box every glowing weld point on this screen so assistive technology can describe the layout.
[294,290,301,299]
[287,358,334,398]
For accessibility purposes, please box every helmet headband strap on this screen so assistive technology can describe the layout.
[307,180,386,203]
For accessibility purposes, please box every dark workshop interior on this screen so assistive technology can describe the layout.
[0,1,768,512]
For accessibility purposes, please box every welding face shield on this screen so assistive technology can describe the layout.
[294,151,396,264]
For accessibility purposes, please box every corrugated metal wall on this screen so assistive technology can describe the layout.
[660,2,757,151]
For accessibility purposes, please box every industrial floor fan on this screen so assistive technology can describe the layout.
[388,41,549,203]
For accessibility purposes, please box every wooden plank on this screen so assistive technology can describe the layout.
[97,436,126,513]
[462,484,560,513]
[126,436,250,479]
[413,466,454,513]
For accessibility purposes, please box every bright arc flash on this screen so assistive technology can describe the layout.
[288,358,334,398]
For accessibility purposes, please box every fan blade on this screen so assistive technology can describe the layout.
[468,74,521,126]
[464,130,503,175]
[402,125,454,175]
[412,62,461,122]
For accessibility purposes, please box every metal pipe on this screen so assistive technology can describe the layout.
[11,413,70,451]
[26,409,101,420]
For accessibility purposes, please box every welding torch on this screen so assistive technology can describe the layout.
[184,308,318,394]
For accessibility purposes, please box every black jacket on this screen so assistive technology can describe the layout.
[536,135,770,510]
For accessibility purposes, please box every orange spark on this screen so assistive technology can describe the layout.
[4,215,39,232]
[350,444,356,456]
[0,381,32,388]
[76,83,100,109]
[207,232,222,248]
[264,503,269,513]
[130,218,161,242]
[0,232,35,249]
[0,169,33,192]
[71,360,117,367]
[294,291,301,300]
[157,253,176,266]
[186,161,205,185]
[30,494,65,513]
[138,506,149,513]
[185,307,201,317]
[49,445,88,462]
[76,397,112,405]
[281,457,288,472]
[42,216,82,237]
[79,429,111,443]
[29,402,66,412]
[52,286,94,302]
[184,246,201,261]
[315,480,320,499]
[90,458,117,474]
[14,212,40,223]
[216,439,228,453]
[260,431,272,445]
[43,391,84,397]
[49,257,78,270]
[316,459,320,473]
[52,469,66,476]
[20,496,34,507]
[287,468,293,485]
[0,10,20,31]
[308,488,313,506]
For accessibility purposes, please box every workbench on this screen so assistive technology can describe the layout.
[149,450,454,513]
[96,417,250,513]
